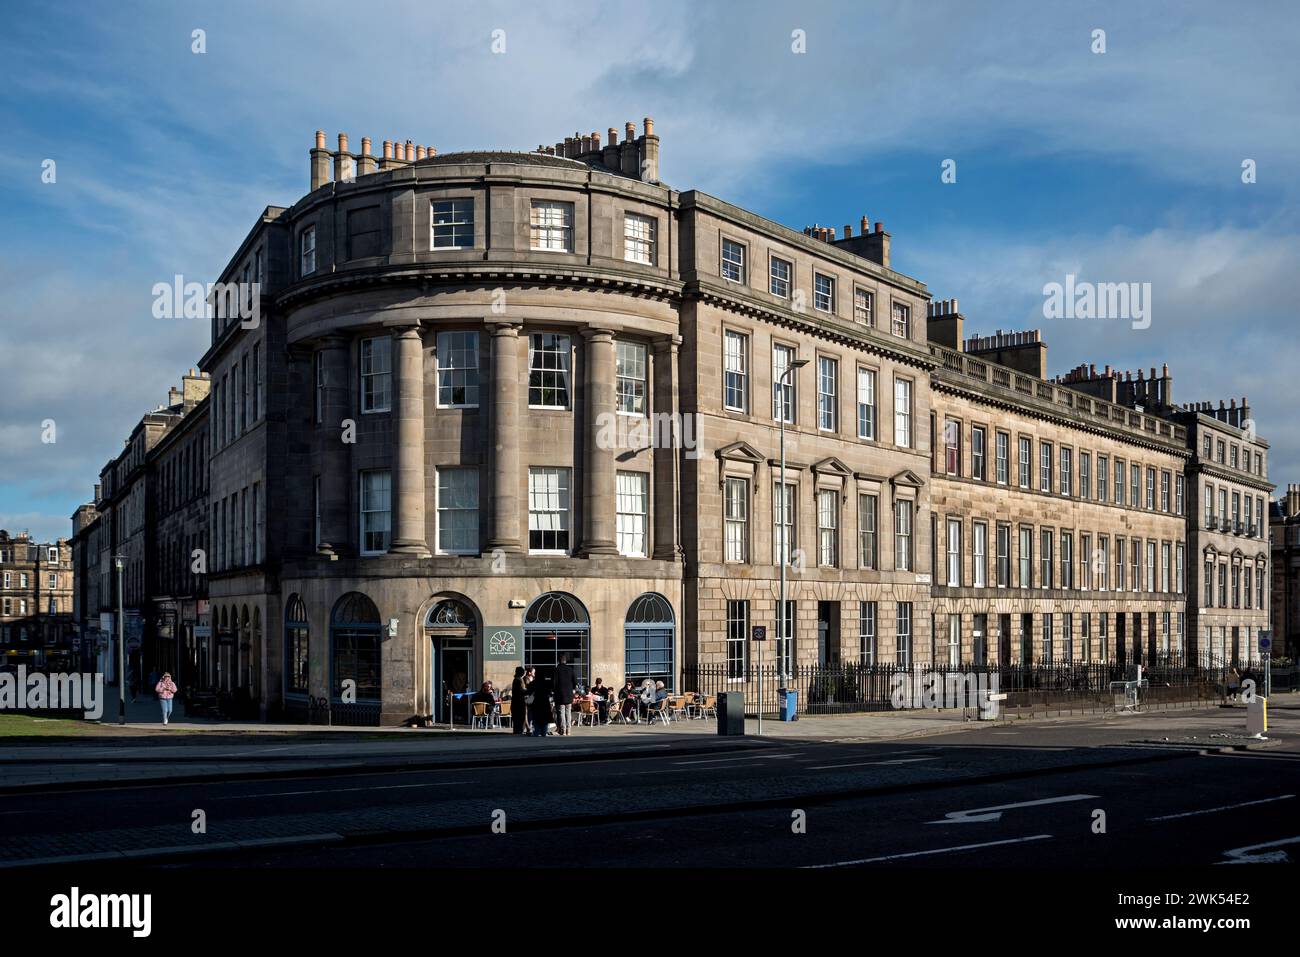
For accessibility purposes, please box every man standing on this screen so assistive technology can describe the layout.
[552,653,576,736]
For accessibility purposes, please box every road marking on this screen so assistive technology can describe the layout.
[806,834,1053,867]
[673,753,798,766]
[1216,835,1300,865]
[210,781,474,799]
[1149,794,1295,822]
[809,757,939,770]
[928,794,1098,824]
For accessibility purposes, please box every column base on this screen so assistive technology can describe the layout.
[388,540,432,558]
[652,545,684,562]
[578,541,620,557]
[315,543,341,561]
[484,540,524,555]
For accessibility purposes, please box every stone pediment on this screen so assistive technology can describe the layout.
[811,456,853,478]
[716,441,765,465]
[890,468,925,489]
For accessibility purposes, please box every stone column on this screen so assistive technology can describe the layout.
[387,321,431,556]
[486,322,523,553]
[652,335,683,561]
[580,328,619,556]
[316,335,351,557]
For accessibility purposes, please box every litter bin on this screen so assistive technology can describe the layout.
[777,687,798,721]
[717,691,745,736]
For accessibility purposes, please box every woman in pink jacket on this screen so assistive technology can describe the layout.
[155,672,178,724]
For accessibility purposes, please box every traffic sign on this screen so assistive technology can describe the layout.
[752,625,767,641]
[1259,630,1271,652]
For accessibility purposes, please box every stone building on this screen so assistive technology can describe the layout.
[0,529,74,669]
[928,328,1189,670]
[1271,486,1300,659]
[1170,400,1271,665]
[149,381,210,686]
[71,120,1271,723]
[69,373,210,685]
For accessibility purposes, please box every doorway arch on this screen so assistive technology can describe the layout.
[426,596,479,722]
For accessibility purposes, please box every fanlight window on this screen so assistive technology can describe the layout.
[286,594,308,625]
[626,593,674,625]
[427,599,475,627]
[524,592,588,625]
[332,592,380,626]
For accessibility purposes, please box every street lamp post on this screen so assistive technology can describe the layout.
[114,554,125,725]
[775,357,810,732]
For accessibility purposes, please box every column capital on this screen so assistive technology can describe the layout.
[383,318,424,338]
[582,326,616,343]
[315,333,350,350]
[488,320,522,337]
[652,333,683,353]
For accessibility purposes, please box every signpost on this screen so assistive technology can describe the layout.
[1259,630,1272,698]
[752,625,767,736]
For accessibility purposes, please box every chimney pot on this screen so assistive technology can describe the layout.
[608,127,618,146]
[861,215,869,233]
[338,132,349,152]
[415,145,426,160]
[643,116,654,136]
[828,227,836,241]
[383,140,393,159]
[315,130,326,149]
[844,224,852,239]
[951,297,958,313]
[874,221,883,233]
[626,121,636,140]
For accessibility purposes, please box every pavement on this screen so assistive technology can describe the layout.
[2,693,1279,793]
[0,697,1288,807]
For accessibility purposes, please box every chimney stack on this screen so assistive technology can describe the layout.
[311,129,331,190]
[357,137,376,176]
[640,115,659,182]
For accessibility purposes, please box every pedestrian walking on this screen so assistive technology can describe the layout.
[155,672,178,724]
[552,654,576,736]
[510,666,528,735]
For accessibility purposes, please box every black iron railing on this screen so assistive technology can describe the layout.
[681,657,1228,717]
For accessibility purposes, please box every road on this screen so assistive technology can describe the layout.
[2,708,1296,870]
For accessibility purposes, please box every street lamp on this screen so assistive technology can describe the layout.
[772,357,809,732]
[114,554,125,725]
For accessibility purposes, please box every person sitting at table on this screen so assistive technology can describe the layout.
[618,680,639,721]
[471,681,497,711]
[591,678,610,722]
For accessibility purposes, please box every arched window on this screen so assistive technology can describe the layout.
[524,592,589,680]
[286,595,309,695]
[330,592,381,701]
[625,593,675,689]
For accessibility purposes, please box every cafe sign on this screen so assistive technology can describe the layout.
[484,626,522,661]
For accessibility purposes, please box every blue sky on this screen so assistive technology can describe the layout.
[2,0,1298,543]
